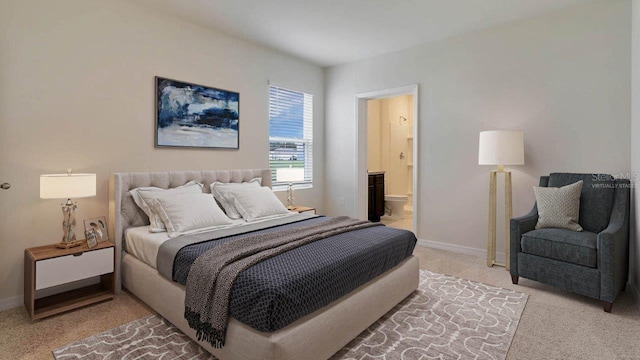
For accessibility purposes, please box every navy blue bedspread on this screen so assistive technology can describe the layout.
[173,217,416,332]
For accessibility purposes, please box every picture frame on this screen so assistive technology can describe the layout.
[85,229,98,249]
[83,216,109,243]
[155,76,239,149]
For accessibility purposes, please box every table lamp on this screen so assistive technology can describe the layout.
[276,167,304,210]
[40,169,96,248]
[479,130,524,270]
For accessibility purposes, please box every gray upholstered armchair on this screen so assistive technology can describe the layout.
[510,173,630,312]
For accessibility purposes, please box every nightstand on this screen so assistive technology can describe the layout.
[289,206,317,214]
[24,241,115,320]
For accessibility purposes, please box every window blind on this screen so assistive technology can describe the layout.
[268,85,313,186]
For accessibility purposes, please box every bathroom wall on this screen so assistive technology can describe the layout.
[406,96,414,209]
[367,100,382,171]
[367,95,413,199]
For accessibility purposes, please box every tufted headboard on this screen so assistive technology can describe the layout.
[108,169,272,292]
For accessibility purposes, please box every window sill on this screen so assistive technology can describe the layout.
[272,183,313,192]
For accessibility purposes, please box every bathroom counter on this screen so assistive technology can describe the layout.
[367,171,386,175]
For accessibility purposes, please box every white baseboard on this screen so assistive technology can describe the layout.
[416,239,506,265]
[0,295,23,312]
[0,277,100,312]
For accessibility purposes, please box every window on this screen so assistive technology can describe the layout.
[269,85,313,188]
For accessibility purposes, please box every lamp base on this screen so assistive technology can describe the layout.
[487,169,512,271]
[56,240,84,249]
[286,182,295,209]
[61,199,78,246]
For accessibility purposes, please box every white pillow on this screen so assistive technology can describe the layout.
[130,181,203,232]
[150,193,233,238]
[227,186,289,222]
[210,178,261,219]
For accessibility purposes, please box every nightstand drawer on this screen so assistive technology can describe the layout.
[35,247,114,290]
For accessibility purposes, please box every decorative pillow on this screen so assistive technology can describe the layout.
[149,193,233,238]
[547,173,615,233]
[130,181,203,232]
[534,180,583,231]
[210,178,261,219]
[227,186,289,222]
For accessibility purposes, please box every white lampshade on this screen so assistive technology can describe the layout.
[276,167,304,183]
[478,130,524,166]
[40,173,96,199]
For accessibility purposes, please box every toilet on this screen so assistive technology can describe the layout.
[384,194,408,219]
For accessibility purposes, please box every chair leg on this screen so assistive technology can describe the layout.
[511,275,519,285]
[602,301,612,313]
[622,283,627,292]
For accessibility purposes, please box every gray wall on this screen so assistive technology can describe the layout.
[0,0,324,305]
[631,0,640,305]
[325,1,631,256]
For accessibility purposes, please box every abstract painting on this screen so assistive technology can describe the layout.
[155,77,239,149]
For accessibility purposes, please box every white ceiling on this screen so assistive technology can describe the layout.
[132,0,594,67]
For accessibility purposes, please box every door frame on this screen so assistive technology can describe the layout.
[355,84,419,235]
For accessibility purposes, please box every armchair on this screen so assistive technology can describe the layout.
[510,173,630,312]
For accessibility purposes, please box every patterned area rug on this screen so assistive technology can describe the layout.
[53,270,527,360]
[53,316,214,360]
[333,270,528,360]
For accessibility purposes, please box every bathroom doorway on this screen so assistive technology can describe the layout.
[366,95,414,231]
[355,85,418,235]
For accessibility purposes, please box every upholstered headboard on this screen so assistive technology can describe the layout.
[108,169,272,292]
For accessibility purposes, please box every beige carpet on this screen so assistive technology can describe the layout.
[52,270,527,360]
[2,246,639,359]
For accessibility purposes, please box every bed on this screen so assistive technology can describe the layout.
[109,169,419,360]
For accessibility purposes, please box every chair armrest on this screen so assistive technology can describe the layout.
[509,205,538,274]
[597,180,630,302]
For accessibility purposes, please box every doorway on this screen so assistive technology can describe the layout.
[355,85,418,235]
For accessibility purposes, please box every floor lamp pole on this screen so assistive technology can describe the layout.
[487,165,512,270]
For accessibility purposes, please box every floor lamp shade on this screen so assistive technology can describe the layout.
[478,130,524,166]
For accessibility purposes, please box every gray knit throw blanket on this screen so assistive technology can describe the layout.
[184,216,381,348]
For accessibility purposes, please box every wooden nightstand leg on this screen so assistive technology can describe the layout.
[24,251,35,320]
[101,273,115,293]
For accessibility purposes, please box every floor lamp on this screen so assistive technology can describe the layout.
[478,130,524,270]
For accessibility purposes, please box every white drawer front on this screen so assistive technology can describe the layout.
[35,247,114,290]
